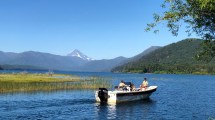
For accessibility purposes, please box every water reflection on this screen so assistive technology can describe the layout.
[96,99,156,119]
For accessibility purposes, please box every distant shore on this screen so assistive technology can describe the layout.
[0,73,111,93]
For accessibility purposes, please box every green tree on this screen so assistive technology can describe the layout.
[146,0,215,61]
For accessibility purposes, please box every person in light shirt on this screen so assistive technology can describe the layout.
[118,80,126,90]
[140,78,148,90]
[119,80,125,87]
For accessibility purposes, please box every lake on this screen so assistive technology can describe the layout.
[0,71,215,119]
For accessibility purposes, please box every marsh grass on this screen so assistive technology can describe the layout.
[78,76,112,89]
[0,73,112,93]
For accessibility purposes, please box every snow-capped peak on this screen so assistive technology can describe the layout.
[67,49,93,61]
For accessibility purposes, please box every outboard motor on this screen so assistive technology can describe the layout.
[98,88,108,102]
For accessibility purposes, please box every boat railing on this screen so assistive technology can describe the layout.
[114,85,157,92]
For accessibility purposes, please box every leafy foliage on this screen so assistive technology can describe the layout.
[112,39,215,74]
[146,0,215,60]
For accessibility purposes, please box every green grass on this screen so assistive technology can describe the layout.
[0,73,112,93]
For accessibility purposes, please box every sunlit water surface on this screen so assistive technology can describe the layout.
[0,71,215,119]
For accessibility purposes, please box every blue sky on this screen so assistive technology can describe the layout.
[0,0,197,60]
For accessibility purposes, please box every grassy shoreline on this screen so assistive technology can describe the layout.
[0,73,112,93]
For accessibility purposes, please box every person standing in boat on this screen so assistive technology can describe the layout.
[140,78,148,90]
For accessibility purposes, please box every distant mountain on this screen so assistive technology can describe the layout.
[133,46,161,59]
[0,51,18,63]
[127,46,161,63]
[0,66,3,70]
[0,51,89,70]
[77,46,161,72]
[78,56,127,72]
[0,49,127,72]
[0,64,45,70]
[0,47,163,72]
[112,39,215,74]
[67,49,93,61]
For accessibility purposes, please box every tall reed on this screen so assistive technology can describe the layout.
[0,73,112,93]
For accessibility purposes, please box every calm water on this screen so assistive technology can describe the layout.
[0,71,215,119]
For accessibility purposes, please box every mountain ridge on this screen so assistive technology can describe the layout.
[0,46,159,72]
[67,49,93,61]
[0,50,88,71]
[112,38,215,74]
[0,49,130,71]
[0,45,164,72]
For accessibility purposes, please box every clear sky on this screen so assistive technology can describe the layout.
[0,0,197,60]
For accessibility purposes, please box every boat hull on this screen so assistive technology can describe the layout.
[95,86,157,103]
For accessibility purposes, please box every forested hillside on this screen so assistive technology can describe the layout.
[112,39,215,74]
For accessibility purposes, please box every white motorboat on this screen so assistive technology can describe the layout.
[95,82,157,103]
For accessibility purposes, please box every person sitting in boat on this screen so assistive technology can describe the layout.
[118,80,126,90]
[140,78,148,90]
[131,83,136,91]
